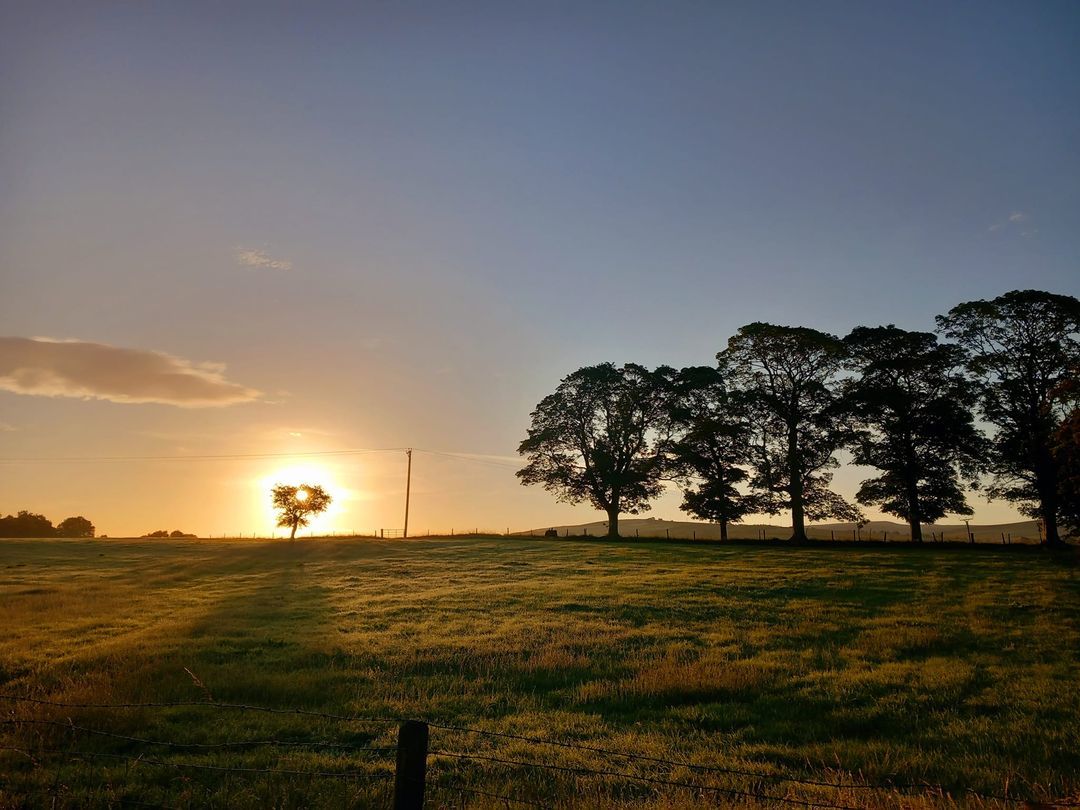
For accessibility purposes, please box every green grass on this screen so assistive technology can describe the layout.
[1,537,1078,808]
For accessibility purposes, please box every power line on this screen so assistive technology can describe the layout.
[0,447,407,463]
[0,446,523,468]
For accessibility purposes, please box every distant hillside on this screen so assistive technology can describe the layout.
[518,517,1044,543]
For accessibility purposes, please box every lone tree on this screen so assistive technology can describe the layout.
[517,363,674,539]
[937,290,1080,546]
[842,326,986,541]
[721,323,860,542]
[56,516,95,538]
[668,365,758,541]
[272,483,332,540]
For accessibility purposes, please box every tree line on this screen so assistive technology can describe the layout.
[0,511,95,538]
[517,290,1080,546]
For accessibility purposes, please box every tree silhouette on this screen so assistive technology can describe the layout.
[56,516,95,538]
[721,323,860,542]
[517,363,674,538]
[1052,373,1080,538]
[668,366,758,541]
[937,290,1080,545]
[0,511,56,538]
[272,484,332,540]
[842,326,986,541]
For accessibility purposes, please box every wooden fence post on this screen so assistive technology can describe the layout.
[393,720,429,810]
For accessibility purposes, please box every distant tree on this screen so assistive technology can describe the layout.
[842,326,986,541]
[720,323,860,542]
[937,290,1080,546]
[668,366,759,541]
[272,484,332,540]
[143,530,169,538]
[56,516,95,538]
[517,363,675,539]
[169,530,196,538]
[0,511,56,538]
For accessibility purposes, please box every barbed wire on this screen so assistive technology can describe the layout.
[0,744,392,780]
[0,694,400,726]
[3,694,1077,807]
[0,718,397,754]
[428,749,866,810]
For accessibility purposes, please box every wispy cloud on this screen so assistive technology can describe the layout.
[0,422,16,432]
[235,247,293,271]
[987,210,1031,233]
[0,337,260,407]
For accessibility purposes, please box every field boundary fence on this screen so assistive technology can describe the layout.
[1,694,1077,809]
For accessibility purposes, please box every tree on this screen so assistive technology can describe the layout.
[720,323,860,542]
[937,290,1080,546]
[1052,373,1080,538]
[0,511,56,538]
[842,326,986,541]
[517,363,675,538]
[56,516,95,538]
[272,483,332,540]
[668,366,758,541]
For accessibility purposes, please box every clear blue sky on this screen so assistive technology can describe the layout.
[1,2,1078,534]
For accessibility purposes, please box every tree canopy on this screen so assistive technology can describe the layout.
[667,366,758,541]
[937,290,1080,545]
[272,484,333,540]
[720,323,859,541]
[56,516,96,538]
[0,511,56,538]
[517,363,674,538]
[842,326,985,541]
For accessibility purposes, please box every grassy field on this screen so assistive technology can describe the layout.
[1,536,1078,808]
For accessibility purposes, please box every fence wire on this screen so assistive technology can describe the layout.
[1,693,1077,808]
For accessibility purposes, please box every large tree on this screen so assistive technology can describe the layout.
[720,323,859,542]
[937,290,1080,546]
[56,516,96,538]
[0,511,56,538]
[272,484,332,541]
[517,363,674,538]
[668,365,758,541]
[842,326,986,541]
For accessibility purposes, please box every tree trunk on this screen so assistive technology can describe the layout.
[605,506,620,539]
[719,520,728,542]
[1036,455,1063,546]
[788,424,807,543]
[290,520,298,541]
[908,517,923,543]
[904,463,923,542]
[790,495,806,543]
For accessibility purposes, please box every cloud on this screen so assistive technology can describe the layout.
[235,247,293,271]
[0,422,15,432]
[987,210,1030,233]
[0,337,261,407]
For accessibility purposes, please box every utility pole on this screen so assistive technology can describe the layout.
[403,448,412,539]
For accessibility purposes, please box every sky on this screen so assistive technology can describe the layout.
[1,1,1078,536]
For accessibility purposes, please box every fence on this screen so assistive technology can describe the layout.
[1,695,1076,809]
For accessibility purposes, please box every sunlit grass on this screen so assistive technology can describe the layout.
[0,537,1077,807]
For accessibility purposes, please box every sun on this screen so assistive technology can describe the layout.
[295,487,309,502]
